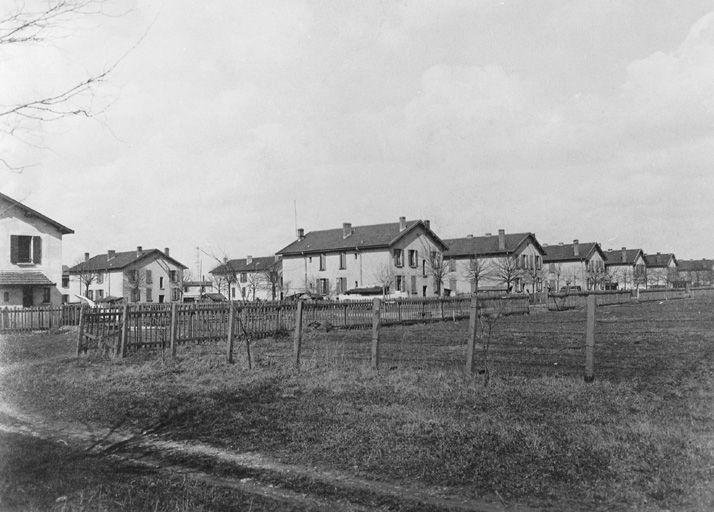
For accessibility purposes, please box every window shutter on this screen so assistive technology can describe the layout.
[32,236,42,263]
[10,235,18,264]
[146,269,152,284]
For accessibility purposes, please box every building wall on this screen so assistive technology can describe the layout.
[228,272,276,301]
[0,196,66,306]
[646,259,678,287]
[607,254,647,290]
[545,250,607,290]
[281,226,444,297]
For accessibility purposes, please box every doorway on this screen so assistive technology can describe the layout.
[22,286,33,307]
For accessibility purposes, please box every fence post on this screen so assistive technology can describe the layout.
[274,305,282,334]
[117,303,129,358]
[243,312,252,370]
[76,304,85,356]
[226,301,235,363]
[584,294,595,383]
[371,297,381,370]
[169,302,178,358]
[466,294,478,375]
[293,300,303,370]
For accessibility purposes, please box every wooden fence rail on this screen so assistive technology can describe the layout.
[0,304,82,332]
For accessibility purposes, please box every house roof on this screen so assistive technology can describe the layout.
[68,249,187,273]
[677,259,713,271]
[0,271,55,286]
[0,191,74,235]
[543,242,604,263]
[644,253,677,268]
[603,248,645,266]
[443,232,544,258]
[276,219,448,256]
[183,280,213,287]
[211,256,280,275]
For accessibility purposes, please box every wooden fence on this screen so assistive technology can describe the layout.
[0,304,82,332]
[547,287,700,311]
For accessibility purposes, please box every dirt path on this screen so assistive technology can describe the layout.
[0,401,521,512]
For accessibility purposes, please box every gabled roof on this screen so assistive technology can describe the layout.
[211,256,280,275]
[276,219,448,256]
[0,191,74,235]
[543,242,605,263]
[68,249,187,273]
[0,271,55,286]
[443,232,544,258]
[604,248,645,266]
[677,259,714,272]
[644,253,677,268]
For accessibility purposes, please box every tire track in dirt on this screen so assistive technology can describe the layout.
[0,403,521,512]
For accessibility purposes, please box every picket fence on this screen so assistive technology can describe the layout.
[0,304,82,332]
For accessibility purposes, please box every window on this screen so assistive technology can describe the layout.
[172,288,181,301]
[146,287,153,302]
[96,272,104,284]
[240,272,247,283]
[231,287,236,298]
[339,252,346,270]
[408,250,418,268]
[410,275,417,294]
[159,276,164,289]
[42,288,50,303]
[62,275,69,288]
[169,270,177,282]
[393,249,404,267]
[354,253,358,260]
[536,256,542,270]
[131,289,140,302]
[10,235,41,264]
[3,291,8,302]
[549,263,555,272]
[449,278,457,293]
[145,270,152,284]
[128,270,138,283]
[318,278,330,295]
[422,260,426,277]
[319,253,327,271]
[62,294,69,304]
[395,275,404,292]
[449,258,455,272]
[87,290,94,300]
[337,277,347,294]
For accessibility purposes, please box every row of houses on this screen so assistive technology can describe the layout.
[1,191,710,307]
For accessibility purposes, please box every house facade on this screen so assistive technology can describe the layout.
[68,247,187,303]
[0,192,74,307]
[543,240,607,291]
[276,217,448,298]
[677,259,713,287]
[643,253,679,287]
[603,247,647,290]
[442,230,546,295]
[210,255,282,301]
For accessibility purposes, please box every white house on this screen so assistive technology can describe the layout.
[276,217,448,298]
[0,192,74,307]
[543,240,608,291]
[68,247,187,303]
[603,247,647,290]
[442,230,546,295]
[643,252,679,288]
[210,255,282,301]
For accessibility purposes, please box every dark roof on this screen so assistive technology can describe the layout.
[0,271,55,286]
[183,280,213,287]
[443,233,544,258]
[276,220,447,256]
[677,259,713,271]
[604,248,645,266]
[68,249,187,273]
[644,253,677,268]
[211,256,280,275]
[543,242,604,262]
[0,191,74,235]
[202,293,226,301]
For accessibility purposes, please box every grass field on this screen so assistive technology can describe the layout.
[1,296,712,511]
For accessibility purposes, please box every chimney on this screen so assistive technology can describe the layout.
[485,232,492,236]
[558,242,564,245]
[466,234,473,238]
[423,219,430,230]
[107,250,115,260]
[164,247,170,257]
[246,255,253,265]
[621,247,627,263]
[656,251,661,255]
[297,228,305,240]
[498,229,506,251]
[84,252,89,262]
[399,216,407,231]
[342,222,352,239]
[136,246,143,258]
[573,240,580,257]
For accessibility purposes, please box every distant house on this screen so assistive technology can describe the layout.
[276,217,448,298]
[643,253,679,288]
[603,247,647,290]
[0,192,74,307]
[181,280,216,302]
[442,230,546,295]
[210,255,282,301]
[677,259,713,287]
[543,240,607,291]
[68,247,187,303]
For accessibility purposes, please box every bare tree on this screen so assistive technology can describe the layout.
[491,257,523,293]
[423,249,450,296]
[522,260,545,295]
[261,264,282,301]
[72,259,96,296]
[123,266,146,302]
[462,256,490,294]
[372,263,395,296]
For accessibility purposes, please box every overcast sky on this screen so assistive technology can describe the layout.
[3,0,714,276]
